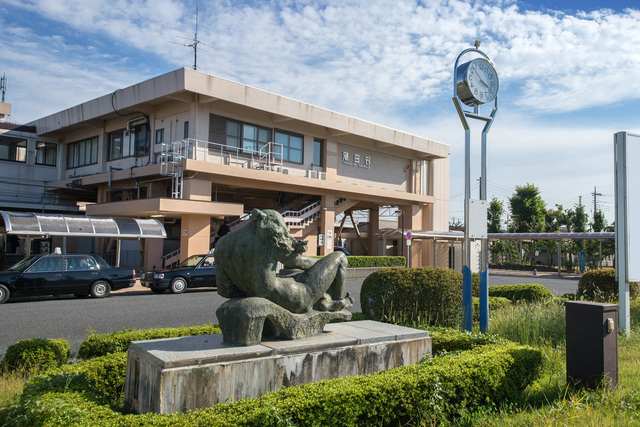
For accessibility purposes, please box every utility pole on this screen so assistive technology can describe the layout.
[592,186,603,224]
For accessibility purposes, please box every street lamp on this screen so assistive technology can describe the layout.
[395,209,405,257]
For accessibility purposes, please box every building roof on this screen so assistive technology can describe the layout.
[29,68,449,160]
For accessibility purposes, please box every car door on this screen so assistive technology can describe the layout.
[191,255,216,288]
[22,256,65,296]
[64,255,100,294]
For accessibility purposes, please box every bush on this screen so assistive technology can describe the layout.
[78,324,221,359]
[1,338,69,373]
[344,256,406,268]
[360,267,463,327]
[488,283,553,303]
[577,268,640,302]
[2,339,542,426]
[22,352,128,408]
[428,327,505,353]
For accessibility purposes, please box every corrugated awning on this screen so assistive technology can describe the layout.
[0,211,166,239]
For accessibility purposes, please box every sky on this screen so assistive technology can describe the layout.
[1,0,639,229]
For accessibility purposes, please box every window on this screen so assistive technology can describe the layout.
[155,128,164,144]
[184,121,189,139]
[275,130,303,163]
[67,136,98,168]
[313,138,324,167]
[0,136,27,162]
[208,114,272,154]
[35,141,57,166]
[108,123,150,160]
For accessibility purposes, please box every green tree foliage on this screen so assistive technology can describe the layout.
[487,197,504,233]
[509,184,546,233]
[591,209,607,232]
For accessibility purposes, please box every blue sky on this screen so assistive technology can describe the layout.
[1,0,639,228]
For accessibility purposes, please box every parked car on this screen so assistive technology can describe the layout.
[0,254,136,304]
[141,254,216,294]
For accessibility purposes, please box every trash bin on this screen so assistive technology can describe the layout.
[565,301,618,389]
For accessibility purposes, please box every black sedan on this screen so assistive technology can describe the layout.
[140,254,216,294]
[0,254,136,304]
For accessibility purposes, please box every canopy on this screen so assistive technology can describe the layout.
[0,211,166,239]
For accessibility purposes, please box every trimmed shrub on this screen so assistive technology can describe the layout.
[1,338,69,373]
[488,283,553,303]
[345,256,406,268]
[428,327,505,354]
[3,339,543,426]
[577,268,639,302]
[78,324,221,359]
[23,352,127,408]
[361,267,463,327]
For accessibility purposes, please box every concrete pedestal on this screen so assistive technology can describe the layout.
[124,320,431,414]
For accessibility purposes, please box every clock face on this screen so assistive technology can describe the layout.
[456,58,499,106]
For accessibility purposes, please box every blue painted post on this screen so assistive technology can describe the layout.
[463,265,473,331]
[479,268,489,332]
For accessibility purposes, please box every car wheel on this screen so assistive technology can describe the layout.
[150,287,165,294]
[169,277,187,294]
[90,280,111,298]
[0,284,9,304]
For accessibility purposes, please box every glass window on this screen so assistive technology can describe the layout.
[209,114,272,154]
[35,141,57,166]
[109,131,123,160]
[275,130,304,163]
[67,136,98,169]
[183,121,189,139]
[0,136,27,162]
[155,128,164,144]
[134,123,150,157]
[313,138,324,167]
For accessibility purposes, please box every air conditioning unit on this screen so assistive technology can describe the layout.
[306,170,318,179]
[281,168,289,174]
[318,172,327,180]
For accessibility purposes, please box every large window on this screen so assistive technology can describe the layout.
[275,130,303,163]
[0,136,27,162]
[35,141,57,166]
[109,124,150,160]
[67,136,98,169]
[209,114,272,153]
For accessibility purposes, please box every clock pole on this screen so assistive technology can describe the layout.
[452,41,498,333]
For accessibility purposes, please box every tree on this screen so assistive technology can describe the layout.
[487,197,504,233]
[591,209,606,232]
[509,183,546,233]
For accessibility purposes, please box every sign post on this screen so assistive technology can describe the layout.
[406,231,412,268]
[452,41,498,332]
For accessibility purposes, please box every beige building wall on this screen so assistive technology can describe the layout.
[29,68,450,269]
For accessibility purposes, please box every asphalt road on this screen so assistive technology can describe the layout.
[0,280,364,357]
[0,273,578,357]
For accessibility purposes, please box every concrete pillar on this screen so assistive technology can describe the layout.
[368,208,379,256]
[180,215,211,262]
[144,219,164,271]
[319,195,336,256]
[183,179,212,201]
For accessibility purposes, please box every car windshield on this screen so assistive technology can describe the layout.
[7,256,38,271]
[179,255,205,268]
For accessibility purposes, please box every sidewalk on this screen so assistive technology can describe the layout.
[489,268,582,279]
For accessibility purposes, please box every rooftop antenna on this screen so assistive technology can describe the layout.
[0,74,7,103]
[189,3,201,70]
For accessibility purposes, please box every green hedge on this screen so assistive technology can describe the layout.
[22,352,128,408]
[577,268,640,302]
[78,324,222,359]
[345,256,406,268]
[1,337,542,426]
[361,267,463,327]
[488,284,553,303]
[1,338,69,373]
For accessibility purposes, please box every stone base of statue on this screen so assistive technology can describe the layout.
[124,321,431,415]
[216,297,352,346]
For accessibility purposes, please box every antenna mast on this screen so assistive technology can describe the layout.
[189,3,201,70]
[0,74,6,103]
